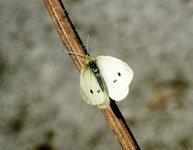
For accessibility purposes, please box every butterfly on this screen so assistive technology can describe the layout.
[80,55,133,108]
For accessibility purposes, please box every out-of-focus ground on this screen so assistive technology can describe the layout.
[0,0,193,150]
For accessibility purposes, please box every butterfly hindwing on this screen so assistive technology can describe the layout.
[96,56,133,101]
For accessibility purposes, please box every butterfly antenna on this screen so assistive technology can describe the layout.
[86,31,90,54]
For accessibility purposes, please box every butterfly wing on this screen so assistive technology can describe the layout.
[80,65,110,107]
[96,56,133,101]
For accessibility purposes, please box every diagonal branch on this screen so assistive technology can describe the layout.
[43,0,140,149]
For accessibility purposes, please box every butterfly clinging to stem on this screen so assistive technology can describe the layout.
[80,54,133,108]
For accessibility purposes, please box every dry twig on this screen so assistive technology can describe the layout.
[43,0,140,149]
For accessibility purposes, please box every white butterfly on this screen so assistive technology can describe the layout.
[80,55,133,108]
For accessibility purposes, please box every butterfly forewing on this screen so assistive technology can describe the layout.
[80,64,109,106]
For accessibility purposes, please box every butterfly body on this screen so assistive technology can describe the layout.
[80,56,133,107]
[88,59,105,92]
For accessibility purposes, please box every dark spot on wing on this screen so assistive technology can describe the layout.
[113,79,117,83]
[90,89,94,94]
[97,89,100,93]
[113,72,121,83]
[118,72,121,77]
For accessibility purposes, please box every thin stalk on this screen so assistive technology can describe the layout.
[43,0,140,149]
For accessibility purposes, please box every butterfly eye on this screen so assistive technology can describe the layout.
[118,72,121,77]
[97,89,100,93]
[90,89,94,94]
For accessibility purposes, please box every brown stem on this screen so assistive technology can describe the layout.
[43,0,140,149]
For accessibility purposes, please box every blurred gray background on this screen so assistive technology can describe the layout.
[0,0,193,150]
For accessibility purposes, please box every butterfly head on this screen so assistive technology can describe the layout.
[85,56,95,65]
